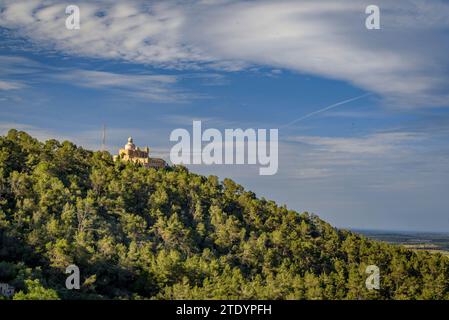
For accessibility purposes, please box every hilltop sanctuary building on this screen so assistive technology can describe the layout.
[114,137,167,169]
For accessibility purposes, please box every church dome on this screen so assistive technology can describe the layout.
[125,137,136,150]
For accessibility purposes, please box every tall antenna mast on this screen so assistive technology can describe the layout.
[101,124,106,151]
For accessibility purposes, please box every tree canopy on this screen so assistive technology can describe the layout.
[0,129,448,300]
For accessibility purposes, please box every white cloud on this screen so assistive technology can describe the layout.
[0,55,201,103]
[1,0,448,107]
[275,131,428,185]
[58,70,177,87]
[0,80,24,90]
[52,69,192,103]
[289,132,424,155]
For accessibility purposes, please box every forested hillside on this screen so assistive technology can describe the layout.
[0,129,448,300]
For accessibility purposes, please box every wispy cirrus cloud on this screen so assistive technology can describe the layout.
[1,0,449,107]
[0,54,202,103]
[288,131,424,155]
[51,69,196,103]
[0,56,37,90]
[0,79,25,90]
[277,131,429,184]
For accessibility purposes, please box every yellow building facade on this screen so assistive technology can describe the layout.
[114,137,167,169]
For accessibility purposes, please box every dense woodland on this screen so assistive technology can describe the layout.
[0,129,448,300]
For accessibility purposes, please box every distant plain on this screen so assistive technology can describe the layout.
[355,229,449,257]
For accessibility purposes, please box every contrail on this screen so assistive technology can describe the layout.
[280,93,372,129]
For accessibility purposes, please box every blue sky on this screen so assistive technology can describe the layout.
[1,0,449,231]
